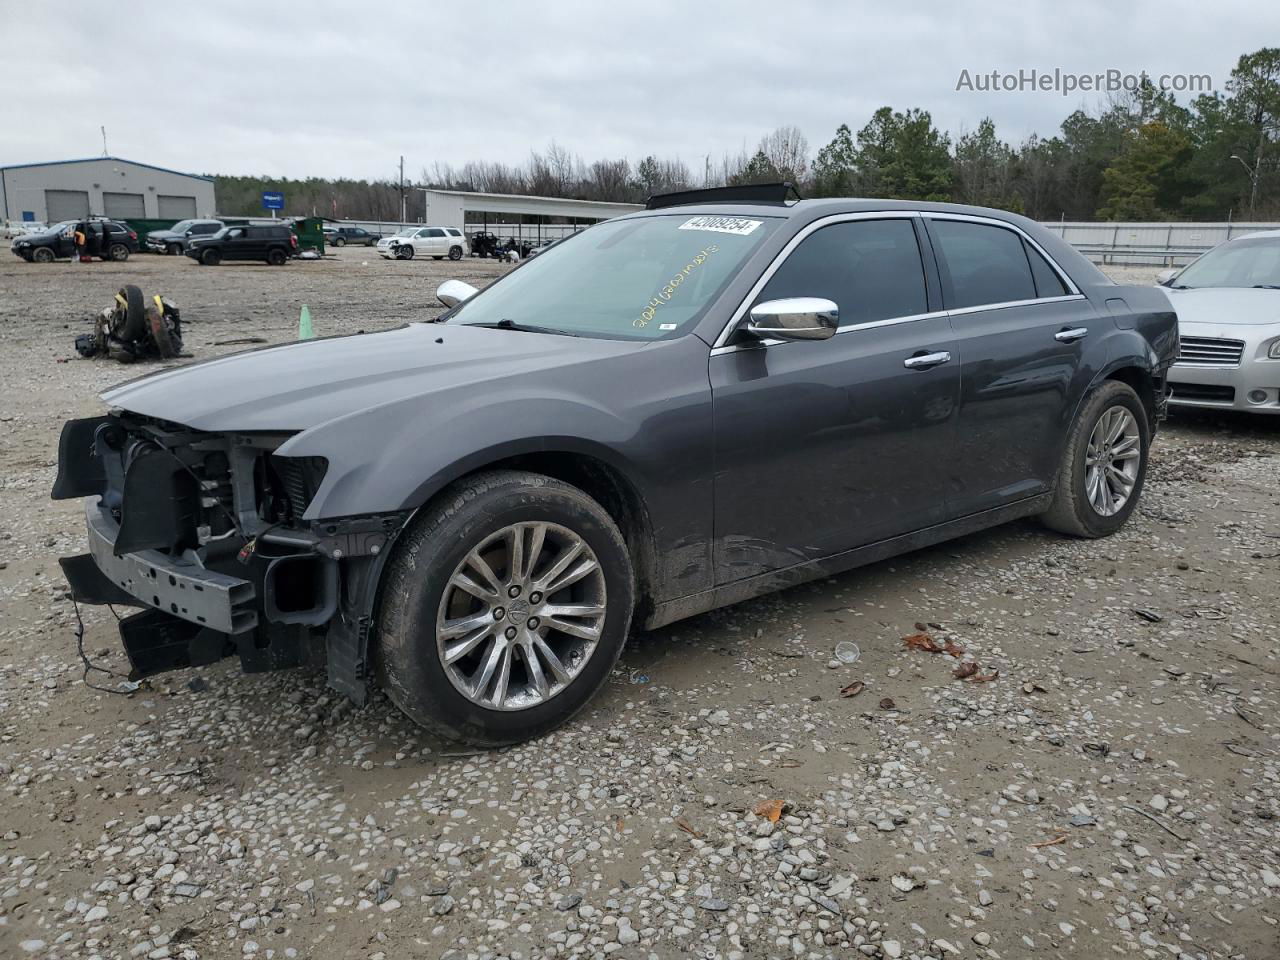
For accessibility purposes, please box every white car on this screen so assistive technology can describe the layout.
[1157,229,1280,414]
[1,220,44,239]
[376,226,469,261]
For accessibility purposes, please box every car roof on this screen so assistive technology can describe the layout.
[1230,229,1280,241]
[616,197,1041,226]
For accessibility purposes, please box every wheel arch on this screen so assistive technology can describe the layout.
[402,446,658,621]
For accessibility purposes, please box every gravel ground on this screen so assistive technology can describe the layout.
[0,251,1277,960]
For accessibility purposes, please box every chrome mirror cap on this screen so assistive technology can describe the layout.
[745,297,838,341]
[436,279,479,308]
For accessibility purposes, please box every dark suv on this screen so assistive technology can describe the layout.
[186,224,297,265]
[146,219,224,255]
[11,219,139,262]
[323,225,378,247]
[54,186,1177,747]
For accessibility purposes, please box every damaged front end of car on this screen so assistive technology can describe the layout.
[52,411,407,703]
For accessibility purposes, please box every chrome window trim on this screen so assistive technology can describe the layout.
[711,210,1085,350]
[710,211,921,349]
[923,211,1082,298]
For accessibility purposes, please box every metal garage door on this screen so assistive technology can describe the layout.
[45,189,89,221]
[103,192,145,219]
[157,195,197,219]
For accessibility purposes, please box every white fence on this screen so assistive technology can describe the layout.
[1040,220,1280,266]
[322,216,1280,265]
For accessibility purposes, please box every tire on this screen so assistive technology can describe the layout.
[333,237,345,247]
[267,248,287,266]
[167,243,182,256]
[395,245,414,260]
[1041,381,1150,538]
[108,243,129,262]
[449,246,463,261]
[200,248,221,266]
[32,246,56,263]
[114,285,147,341]
[378,470,635,746]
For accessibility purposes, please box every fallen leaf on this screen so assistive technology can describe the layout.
[879,697,897,710]
[967,669,1000,683]
[902,633,942,654]
[952,661,979,680]
[943,638,966,658]
[675,817,702,838]
[839,680,865,698]
[1029,833,1069,848]
[753,798,785,823]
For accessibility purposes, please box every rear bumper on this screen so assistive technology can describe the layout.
[72,498,258,634]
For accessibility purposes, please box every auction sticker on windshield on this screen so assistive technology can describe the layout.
[679,216,763,236]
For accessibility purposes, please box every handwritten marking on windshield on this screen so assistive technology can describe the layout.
[634,244,719,329]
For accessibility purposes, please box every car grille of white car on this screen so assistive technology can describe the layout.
[1175,336,1244,366]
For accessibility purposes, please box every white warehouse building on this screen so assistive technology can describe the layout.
[0,156,216,223]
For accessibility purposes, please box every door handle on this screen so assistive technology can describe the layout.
[1055,327,1089,343]
[903,351,952,370]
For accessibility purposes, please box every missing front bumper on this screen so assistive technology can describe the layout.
[78,497,258,634]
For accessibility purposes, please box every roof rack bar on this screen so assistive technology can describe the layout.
[645,181,802,211]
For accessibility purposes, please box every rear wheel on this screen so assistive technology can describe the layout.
[32,246,56,263]
[108,242,129,261]
[378,470,634,746]
[332,236,346,247]
[1041,381,1149,538]
[200,248,221,266]
[267,248,287,266]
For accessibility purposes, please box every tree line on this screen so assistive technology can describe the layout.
[213,46,1279,223]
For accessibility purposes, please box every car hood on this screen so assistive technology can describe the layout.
[147,229,182,241]
[101,322,642,432]
[1160,286,1280,328]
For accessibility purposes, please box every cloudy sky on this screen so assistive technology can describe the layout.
[2,0,1274,182]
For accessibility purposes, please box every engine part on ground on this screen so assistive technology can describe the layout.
[76,289,185,364]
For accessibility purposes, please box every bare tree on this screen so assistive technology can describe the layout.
[758,126,810,182]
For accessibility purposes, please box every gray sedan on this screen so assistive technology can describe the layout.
[1158,230,1280,414]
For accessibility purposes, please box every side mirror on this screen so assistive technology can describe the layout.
[745,298,838,341]
[437,279,479,308]
[1155,268,1179,287]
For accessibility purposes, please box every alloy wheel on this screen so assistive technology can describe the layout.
[1084,406,1141,516]
[435,521,607,711]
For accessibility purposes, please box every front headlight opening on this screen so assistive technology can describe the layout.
[1268,339,1280,360]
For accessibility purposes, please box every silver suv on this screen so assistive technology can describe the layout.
[377,226,468,261]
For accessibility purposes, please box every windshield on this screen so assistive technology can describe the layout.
[1174,237,1280,289]
[169,220,195,233]
[445,214,779,339]
[393,227,417,238]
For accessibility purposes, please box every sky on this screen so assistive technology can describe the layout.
[2,0,1275,183]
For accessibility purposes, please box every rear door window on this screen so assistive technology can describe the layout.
[1024,241,1070,297]
[928,219,1037,309]
[756,218,928,328]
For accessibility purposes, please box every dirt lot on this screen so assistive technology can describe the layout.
[0,250,1277,960]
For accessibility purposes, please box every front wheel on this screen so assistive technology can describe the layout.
[200,248,221,266]
[448,246,463,261]
[378,470,634,746]
[167,243,182,256]
[395,245,414,260]
[32,246,56,263]
[1041,381,1150,538]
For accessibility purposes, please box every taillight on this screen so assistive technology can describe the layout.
[290,235,298,248]
[128,231,137,240]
